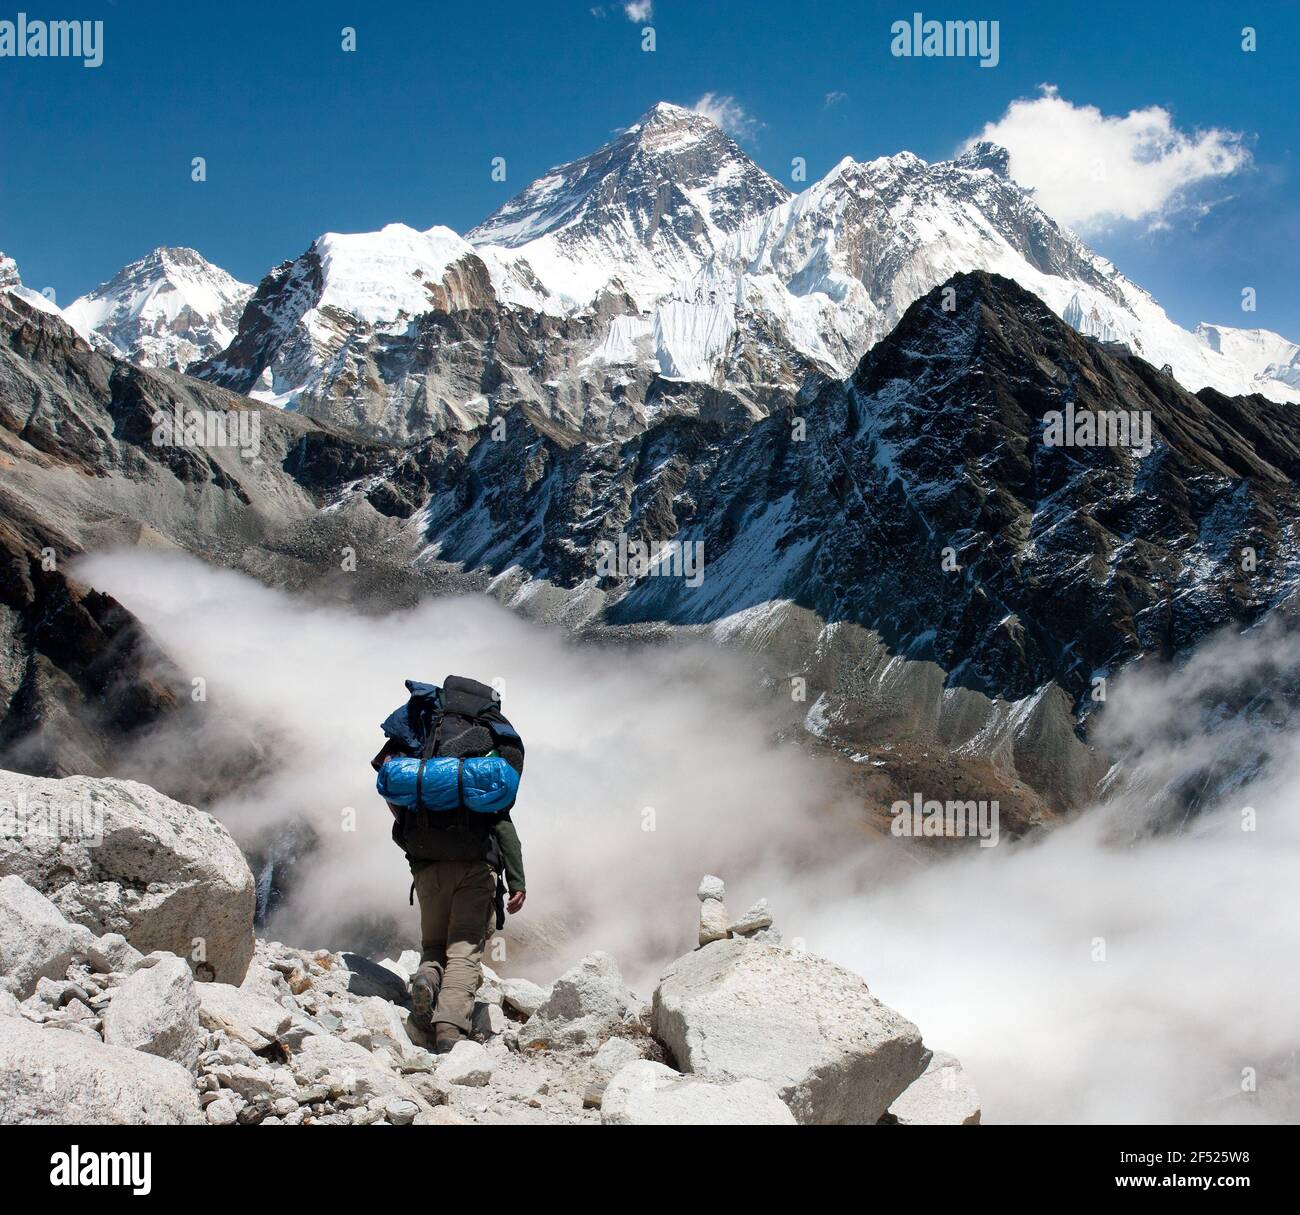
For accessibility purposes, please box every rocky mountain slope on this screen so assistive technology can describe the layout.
[406,271,1300,813]
[0,289,472,781]
[0,769,978,1126]
[5,267,1300,826]
[64,247,253,372]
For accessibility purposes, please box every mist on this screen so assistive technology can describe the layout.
[77,551,1300,1124]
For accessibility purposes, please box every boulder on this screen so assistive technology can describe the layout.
[519,952,639,1049]
[340,953,411,1006]
[205,1097,238,1125]
[435,1039,494,1087]
[0,771,255,983]
[698,898,729,947]
[0,1015,203,1123]
[196,981,293,1052]
[601,1060,795,1125]
[472,1001,507,1039]
[291,1032,431,1108]
[583,1035,644,1107]
[886,1050,981,1126]
[653,938,929,1125]
[102,954,203,1068]
[86,932,143,974]
[0,875,94,998]
[497,976,550,1019]
[385,1097,421,1125]
[207,1062,298,1103]
[697,875,726,902]
[728,898,774,937]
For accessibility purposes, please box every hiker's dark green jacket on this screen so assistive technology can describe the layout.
[489,818,525,893]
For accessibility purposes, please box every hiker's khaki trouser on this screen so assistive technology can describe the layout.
[412,859,496,1032]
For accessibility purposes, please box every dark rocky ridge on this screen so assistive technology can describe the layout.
[4,274,1299,830]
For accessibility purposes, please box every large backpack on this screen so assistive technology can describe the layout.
[375,676,525,866]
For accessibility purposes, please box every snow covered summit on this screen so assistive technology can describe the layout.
[64,247,252,371]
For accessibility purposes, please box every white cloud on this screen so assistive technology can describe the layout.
[689,92,759,140]
[824,90,848,109]
[967,86,1251,232]
[623,1,653,21]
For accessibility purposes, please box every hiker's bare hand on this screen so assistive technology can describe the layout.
[507,891,526,914]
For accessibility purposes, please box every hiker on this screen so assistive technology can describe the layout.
[372,676,526,1054]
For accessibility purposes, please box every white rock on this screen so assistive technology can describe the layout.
[0,771,256,983]
[397,950,420,977]
[653,939,929,1125]
[887,1050,981,1126]
[385,1097,420,1125]
[728,898,774,936]
[583,1035,645,1108]
[208,1062,298,1103]
[196,981,293,1052]
[435,1039,494,1087]
[601,1060,795,1125]
[102,954,203,1068]
[0,1015,203,1123]
[519,952,639,1049]
[592,1036,643,1080]
[472,1001,508,1039]
[0,989,18,1017]
[498,976,550,1018]
[86,932,143,974]
[699,897,729,946]
[205,1097,238,1125]
[698,875,726,902]
[357,996,412,1055]
[0,875,94,998]
[292,1033,431,1107]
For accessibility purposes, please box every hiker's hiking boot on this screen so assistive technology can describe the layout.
[434,1022,466,1055]
[410,973,438,1033]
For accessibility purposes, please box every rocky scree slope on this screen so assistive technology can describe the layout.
[0,770,978,1126]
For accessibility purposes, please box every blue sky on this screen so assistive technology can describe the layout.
[2,0,1297,338]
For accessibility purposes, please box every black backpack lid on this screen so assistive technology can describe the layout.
[441,675,499,718]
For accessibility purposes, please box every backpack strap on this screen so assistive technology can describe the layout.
[414,702,443,815]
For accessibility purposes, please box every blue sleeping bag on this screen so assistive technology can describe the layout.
[377,756,520,815]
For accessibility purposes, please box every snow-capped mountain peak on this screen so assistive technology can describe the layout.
[64,246,252,371]
[179,106,1300,440]
[0,250,67,320]
[952,140,1011,177]
[1194,322,1300,392]
[467,100,791,307]
[690,143,1300,402]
